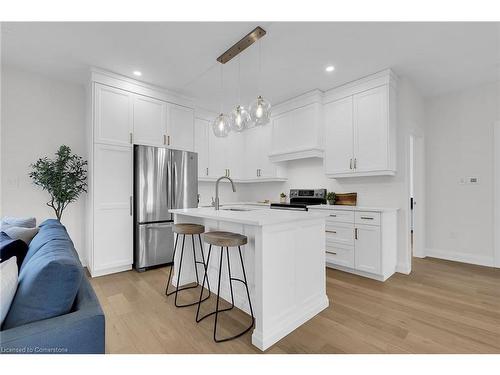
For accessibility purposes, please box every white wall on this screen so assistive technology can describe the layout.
[1,65,87,261]
[239,77,426,273]
[425,81,499,266]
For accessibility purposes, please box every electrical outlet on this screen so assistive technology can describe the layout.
[467,176,479,184]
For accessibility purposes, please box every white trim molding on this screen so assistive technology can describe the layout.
[494,120,500,267]
[425,248,495,268]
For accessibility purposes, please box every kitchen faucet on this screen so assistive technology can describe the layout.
[214,176,236,210]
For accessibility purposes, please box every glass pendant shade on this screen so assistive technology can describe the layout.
[249,95,271,126]
[230,105,252,132]
[212,113,232,137]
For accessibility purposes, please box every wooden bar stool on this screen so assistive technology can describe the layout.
[196,231,255,343]
[165,223,211,308]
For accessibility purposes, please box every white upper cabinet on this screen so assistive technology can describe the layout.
[323,70,397,178]
[132,95,167,147]
[194,118,210,178]
[167,103,194,151]
[94,83,133,147]
[354,86,389,174]
[245,124,280,179]
[269,91,324,162]
[324,96,354,175]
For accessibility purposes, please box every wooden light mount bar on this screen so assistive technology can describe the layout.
[217,26,266,64]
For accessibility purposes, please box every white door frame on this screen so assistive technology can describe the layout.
[407,132,426,264]
[494,121,500,267]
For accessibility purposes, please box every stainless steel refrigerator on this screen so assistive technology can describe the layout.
[134,145,198,271]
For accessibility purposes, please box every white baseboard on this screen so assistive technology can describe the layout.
[424,248,496,268]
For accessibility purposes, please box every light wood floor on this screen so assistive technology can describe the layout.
[89,257,500,354]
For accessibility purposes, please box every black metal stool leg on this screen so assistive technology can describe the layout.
[191,235,200,285]
[174,234,187,307]
[213,245,255,343]
[196,244,212,322]
[198,234,211,296]
[226,247,235,308]
[213,246,224,342]
[237,245,255,324]
[165,233,179,295]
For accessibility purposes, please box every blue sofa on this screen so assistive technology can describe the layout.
[0,220,105,354]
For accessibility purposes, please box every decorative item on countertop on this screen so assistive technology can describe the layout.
[334,192,357,206]
[29,145,87,221]
[326,192,336,205]
[279,192,287,204]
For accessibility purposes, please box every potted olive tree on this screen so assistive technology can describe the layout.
[326,192,336,205]
[29,145,87,221]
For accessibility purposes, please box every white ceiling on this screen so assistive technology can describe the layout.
[2,22,499,111]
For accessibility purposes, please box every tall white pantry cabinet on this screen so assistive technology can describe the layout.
[86,70,195,277]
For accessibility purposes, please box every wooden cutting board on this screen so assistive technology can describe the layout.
[335,192,357,206]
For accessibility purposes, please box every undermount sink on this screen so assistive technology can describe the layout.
[222,207,254,212]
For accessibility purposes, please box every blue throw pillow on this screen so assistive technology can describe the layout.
[2,239,83,330]
[0,231,28,269]
[0,216,36,231]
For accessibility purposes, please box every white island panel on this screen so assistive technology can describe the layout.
[169,208,329,351]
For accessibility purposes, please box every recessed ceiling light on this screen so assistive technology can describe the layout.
[133,71,142,77]
[325,65,335,73]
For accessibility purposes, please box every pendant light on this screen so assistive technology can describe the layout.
[230,56,252,132]
[249,39,271,126]
[212,63,232,137]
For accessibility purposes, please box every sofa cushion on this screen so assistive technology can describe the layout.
[0,232,28,269]
[2,228,83,330]
[2,226,39,246]
[0,217,36,230]
[0,256,18,326]
[21,220,69,271]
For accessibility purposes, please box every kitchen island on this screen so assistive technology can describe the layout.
[169,206,330,351]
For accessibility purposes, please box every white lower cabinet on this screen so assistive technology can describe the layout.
[310,206,397,281]
[354,224,381,274]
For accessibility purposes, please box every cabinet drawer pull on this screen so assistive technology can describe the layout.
[326,250,337,255]
[163,134,167,145]
[129,196,133,216]
[355,228,358,240]
[349,158,353,169]
[129,132,133,144]
[325,230,337,234]
[206,167,209,176]
[360,216,374,220]
[329,214,337,217]
[167,135,171,145]
[354,158,357,169]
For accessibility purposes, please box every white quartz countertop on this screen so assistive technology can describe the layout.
[308,204,399,212]
[170,207,329,226]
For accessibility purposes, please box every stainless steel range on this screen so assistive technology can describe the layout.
[270,189,327,211]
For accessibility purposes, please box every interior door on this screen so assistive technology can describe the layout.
[133,94,167,147]
[93,144,133,272]
[354,85,389,173]
[167,103,194,151]
[324,96,354,175]
[94,83,133,147]
[354,224,381,274]
[194,118,210,178]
